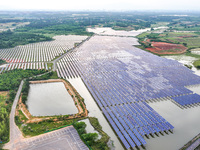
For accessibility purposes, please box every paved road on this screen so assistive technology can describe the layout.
[4,80,24,149]
[52,36,92,71]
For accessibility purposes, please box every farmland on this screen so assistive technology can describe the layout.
[146,42,187,54]
[138,31,200,55]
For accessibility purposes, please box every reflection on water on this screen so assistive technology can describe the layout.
[146,97,200,150]
[68,78,124,150]
[27,82,78,116]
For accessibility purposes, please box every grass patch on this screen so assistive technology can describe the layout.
[19,117,85,137]
[136,32,151,39]
[49,71,59,79]
[18,110,28,123]
[185,52,200,59]
[47,63,53,70]
[193,60,200,69]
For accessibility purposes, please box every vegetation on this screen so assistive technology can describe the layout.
[0,92,10,143]
[21,80,30,105]
[4,11,200,49]
[0,69,48,143]
[0,59,6,65]
[0,69,46,91]
[0,30,52,49]
[89,117,110,150]
[29,71,55,81]
[193,60,200,69]
[74,121,98,147]
[15,116,85,137]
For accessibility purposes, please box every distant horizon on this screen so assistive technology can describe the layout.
[1,0,200,12]
[0,9,200,13]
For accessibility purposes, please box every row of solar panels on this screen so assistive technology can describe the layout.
[56,36,200,149]
[0,63,48,74]
[172,94,200,106]
[78,73,174,148]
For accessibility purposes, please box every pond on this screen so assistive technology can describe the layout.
[26,82,78,116]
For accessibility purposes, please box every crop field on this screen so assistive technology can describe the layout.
[56,35,200,149]
[146,42,187,54]
[139,31,200,55]
[155,32,200,48]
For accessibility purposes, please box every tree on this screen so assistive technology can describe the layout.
[82,133,98,146]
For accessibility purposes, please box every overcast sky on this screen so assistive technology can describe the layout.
[0,0,200,11]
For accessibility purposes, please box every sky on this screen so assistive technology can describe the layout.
[0,0,200,11]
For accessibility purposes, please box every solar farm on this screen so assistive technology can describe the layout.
[56,35,200,149]
[0,35,87,72]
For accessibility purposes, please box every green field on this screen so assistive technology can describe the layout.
[139,31,200,49]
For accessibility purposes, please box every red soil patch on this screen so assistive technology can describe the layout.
[146,42,187,54]
[146,39,151,42]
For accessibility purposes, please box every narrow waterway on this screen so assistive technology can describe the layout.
[27,82,78,116]
[68,77,124,150]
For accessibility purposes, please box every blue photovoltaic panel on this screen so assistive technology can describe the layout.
[172,94,200,106]
[55,36,200,149]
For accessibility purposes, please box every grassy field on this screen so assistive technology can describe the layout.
[138,31,200,51]
[157,32,200,48]
[16,115,86,137]
[193,60,200,69]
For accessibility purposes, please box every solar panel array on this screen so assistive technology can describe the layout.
[172,94,200,106]
[0,62,49,73]
[56,36,200,149]
[0,35,88,73]
[0,35,87,63]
